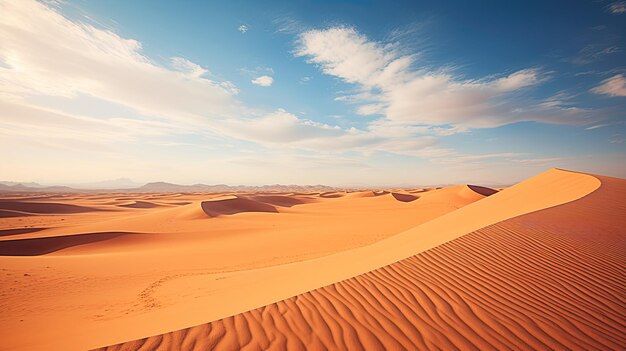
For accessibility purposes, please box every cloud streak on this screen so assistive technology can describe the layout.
[592,74,626,97]
[608,1,626,14]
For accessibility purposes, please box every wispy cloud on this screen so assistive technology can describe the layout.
[510,157,566,165]
[569,44,620,65]
[273,16,305,34]
[240,66,275,76]
[591,74,626,97]
[608,1,626,14]
[170,57,209,78]
[238,24,248,34]
[585,123,611,130]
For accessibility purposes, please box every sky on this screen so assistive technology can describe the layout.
[0,0,625,186]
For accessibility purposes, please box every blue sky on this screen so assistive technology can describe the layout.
[0,0,625,186]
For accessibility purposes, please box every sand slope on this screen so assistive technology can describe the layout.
[101,173,626,351]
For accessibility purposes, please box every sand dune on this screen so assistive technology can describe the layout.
[117,201,162,209]
[1,169,621,351]
[200,196,279,217]
[343,190,377,198]
[101,172,625,351]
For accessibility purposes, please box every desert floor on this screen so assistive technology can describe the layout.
[0,169,624,350]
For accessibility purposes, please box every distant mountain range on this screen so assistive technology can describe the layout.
[69,178,142,189]
[0,180,339,194]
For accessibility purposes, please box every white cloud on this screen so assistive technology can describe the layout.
[591,74,626,97]
[170,57,208,78]
[608,1,626,14]
[223,109,342,143]
[240,66,274,76]
[238,24,248,34]
[296,26,594,129]
[251,75,274,87]
[0,0,240,125]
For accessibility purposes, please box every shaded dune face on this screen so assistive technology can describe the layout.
[248,195,311,208]
[117,201,161,209]
[467,184,499,196]
[0,210,33,218]
[319,192,345,198]
[200,197,278,217]
[390,192,419,202]
[198,195,313,217]
[0,228,46,237]
[0,232,133,256]
[0,201,102,215]
[101,175,626,351]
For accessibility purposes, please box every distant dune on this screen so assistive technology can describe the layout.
[0,201,102,215]
[1,169,624,350]
[0,232,133,256]
[0,181,342,194]
[117,201,162,209]
[200,196,279,217]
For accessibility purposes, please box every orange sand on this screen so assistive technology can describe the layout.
[103,172,625,350]
[1,169,623,350]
